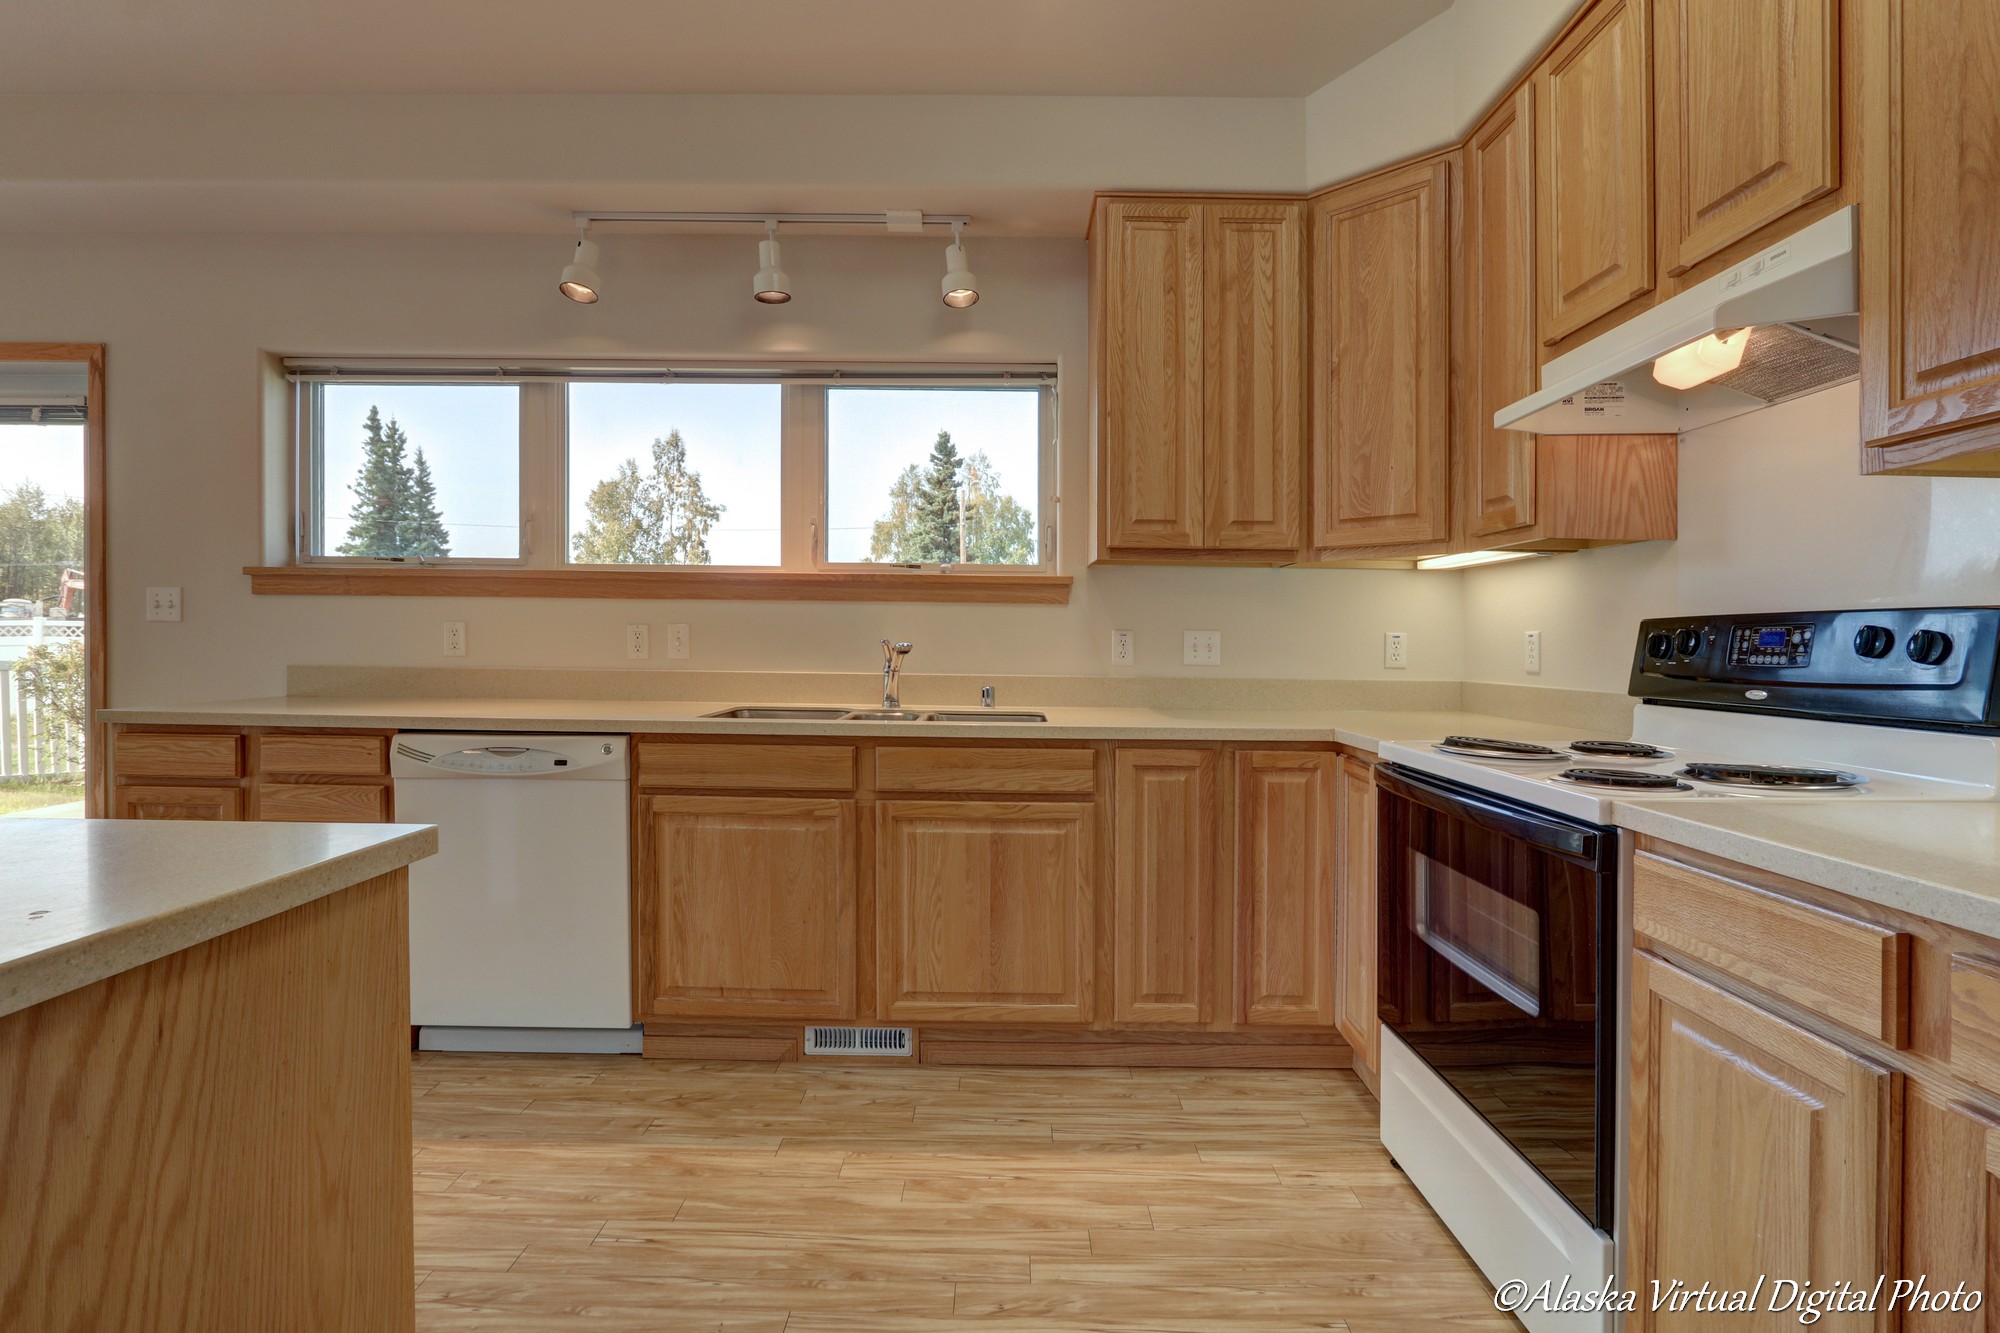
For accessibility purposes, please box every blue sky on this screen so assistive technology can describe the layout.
[314,382,1041,565]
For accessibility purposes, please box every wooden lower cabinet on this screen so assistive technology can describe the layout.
[1112,749,1216,1027]
[1234,751,1337,1028]
[113,783,243,821]
[1629,950,1897,1329]
[1332,755,1378,1075]
[1902,1085,2000,1329]
[640,794,856,1020]
[876,799,1094,1025]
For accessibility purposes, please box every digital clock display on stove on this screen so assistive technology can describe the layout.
[1729,623,1814,667]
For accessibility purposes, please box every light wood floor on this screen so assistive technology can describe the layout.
[411,1053,1521,1332]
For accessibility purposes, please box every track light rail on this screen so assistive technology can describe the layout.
[569,210,972,229]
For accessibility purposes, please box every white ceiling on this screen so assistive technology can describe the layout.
[7,0,1449,98]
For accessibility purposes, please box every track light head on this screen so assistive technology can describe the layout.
[941,223,978,308]
[753,221,792,304]
[558,236,602,304]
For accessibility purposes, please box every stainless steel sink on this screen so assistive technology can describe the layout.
[703,707,852,721]
[924,711,1049,723]
[838,710,930,722]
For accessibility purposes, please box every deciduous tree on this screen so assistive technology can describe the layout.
[571,429,725,564]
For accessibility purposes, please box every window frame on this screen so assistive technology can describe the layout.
[288,362,1059,579]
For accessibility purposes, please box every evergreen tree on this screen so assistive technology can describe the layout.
[912,430,964,561]
[866,434,1036,566]
[335,408,452,558]
[0,482,87,603]
[570,429,725,565]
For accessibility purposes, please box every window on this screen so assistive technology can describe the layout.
[289,364,1056,578]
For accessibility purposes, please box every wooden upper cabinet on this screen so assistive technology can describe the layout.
[641,795,857,1021]
[1654,0,1840,277]
[1860,0,2000,475]
[1462,86,1541,540]
[1094,199,1206,551]
[1628,951,1896,1329]
[1332,755,1378,1075]
[1112,749,1216,1027]
[1202,204,1305,551]
[876,800,1094,1025]
[1234,751,1337,1028]
[1535,0,1655,346]
[1308,157,1452,553]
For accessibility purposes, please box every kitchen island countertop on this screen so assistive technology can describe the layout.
[0,818,438,1019]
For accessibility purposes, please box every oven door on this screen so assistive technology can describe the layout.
[1375,763,1618,1231]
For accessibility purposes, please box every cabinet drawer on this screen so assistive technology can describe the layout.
[1949,953,2000,1099]
[115,731,243,780]
[257,733,387,777]
[257,782,389,823]
[1632,852,1908,1044]
[636,742,855,792]
[115,784,243,821]
[874,747,1096,795]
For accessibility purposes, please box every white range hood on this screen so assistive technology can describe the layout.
[1496,206,1858,435]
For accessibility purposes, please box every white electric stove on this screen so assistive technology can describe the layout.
[1371,606,2000,1333]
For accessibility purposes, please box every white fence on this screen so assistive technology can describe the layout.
[0,658,84,780]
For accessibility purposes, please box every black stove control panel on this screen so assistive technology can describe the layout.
[1630,607,2000,730]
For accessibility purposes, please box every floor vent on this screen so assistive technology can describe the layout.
[804,1026,913,1057]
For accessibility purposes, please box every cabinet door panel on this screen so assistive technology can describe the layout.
[1235,752,1337,1028]
[1628,952,1895,1330]
[1656,0,1839,274]
[1097,200,1206,550]
[1902,1086,2000,1332]
[878,800,1093,1024]
[1861,0,2000,468]
[1203,203,1304,551]
[1535,0,1655,343]
[1309,159,1451,550]
[1333,756,1378,1071]
[643,795,855,1020]
[1462,85,1541,539]
[1113,750,1215,1027]
[114,784,243,821]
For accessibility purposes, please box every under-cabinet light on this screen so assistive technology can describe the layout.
[1414,550,1546,571]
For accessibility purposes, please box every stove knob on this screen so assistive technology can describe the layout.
[1907,628,1955,667]
[1853,624,1897,659]
[1646,631,1674,660]
[1673,627,1704,657]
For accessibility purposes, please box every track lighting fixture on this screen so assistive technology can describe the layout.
[752,220,792,304]
[558,226,602,304]
[941,222,979,308]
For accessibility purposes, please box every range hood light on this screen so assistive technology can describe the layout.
[1413,550,1547,572]
[1651,328,1751,390]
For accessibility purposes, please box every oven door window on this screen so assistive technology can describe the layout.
[1412,854,1541,1017]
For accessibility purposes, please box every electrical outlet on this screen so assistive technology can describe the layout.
[145,586,182,622]
[443,621,466,657]
[1112,630,1135,665]
[1384,631,1409,669]
[1183,630,1222,667]
[666,623,691,660]
[1524,629,1543,675]
[626,624,650,660]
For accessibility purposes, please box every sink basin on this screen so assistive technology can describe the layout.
[839,710,930,722]
[704,707,852,721]
[924,711,1049,723]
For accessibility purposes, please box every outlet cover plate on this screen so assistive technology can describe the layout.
[626,624,651,660]
[1112,630,1135,665]
[1384,631,1408,669]
[1525,629,1543,675]
[443,621,466,657]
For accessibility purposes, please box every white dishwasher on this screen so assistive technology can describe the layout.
[392,732,639,1054]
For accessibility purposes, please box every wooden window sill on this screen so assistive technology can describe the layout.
[243,566,1072,605]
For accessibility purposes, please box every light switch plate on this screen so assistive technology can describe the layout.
[443,621,466,657]
[145,586,182,622]
[1384,631,1409,669]
[667,623,691,660]
[1183,630,1221,667]
[1524,629,1543,675]
[626,624,651,660]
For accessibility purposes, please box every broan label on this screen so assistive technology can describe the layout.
[1557,380,1629,419]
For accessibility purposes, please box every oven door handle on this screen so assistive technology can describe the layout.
[1375,762,1609,867]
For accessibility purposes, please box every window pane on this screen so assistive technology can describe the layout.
[310,384,520,559]
[566,383,780,567]
[826,388,1040,565]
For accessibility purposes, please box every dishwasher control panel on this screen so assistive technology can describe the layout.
[391,734,627,778]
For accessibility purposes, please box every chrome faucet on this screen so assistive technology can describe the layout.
[881,640,914,709]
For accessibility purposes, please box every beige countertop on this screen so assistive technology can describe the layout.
[98,695,1619,753]
[1614,798,2000,940]
[0,820,438,1019]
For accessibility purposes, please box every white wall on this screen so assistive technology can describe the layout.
[1303,0,1574,185]
[1461,384,2000,692]
[0,229,1464,705]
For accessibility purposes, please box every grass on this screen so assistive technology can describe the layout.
[0,779,85,817]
